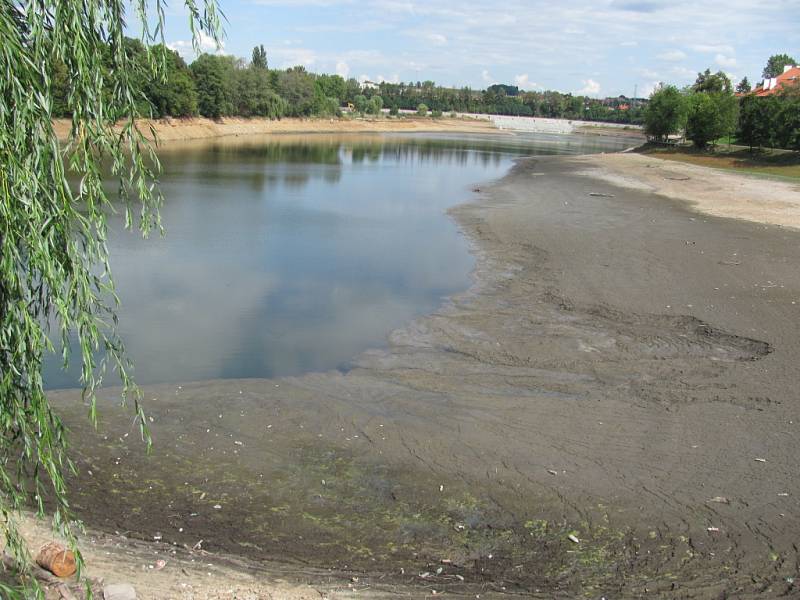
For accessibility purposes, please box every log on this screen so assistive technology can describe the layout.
[35,542,77,578]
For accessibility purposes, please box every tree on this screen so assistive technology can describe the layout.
[738,95,777,150]
[251,44,268,70]
[417,103,429,116]
[366,95,383,115]
[693,69,732,94]
[353,94,369,114]
[144,45,199,118]
[0,0,220,591]
[192,54,236,118]
[736,77,751,94]
[685,91,738,149]
[277,67,316,117]
[643,85,687,141]
[763,53,797,79]
[775,92,800,151]
[234,67,286,118]
[315,74,346,102]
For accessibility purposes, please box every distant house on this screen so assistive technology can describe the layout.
[751,65,800,96]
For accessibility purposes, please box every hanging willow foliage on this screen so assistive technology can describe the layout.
[0,0,221,592]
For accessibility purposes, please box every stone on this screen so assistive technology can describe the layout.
[103,583,137,600]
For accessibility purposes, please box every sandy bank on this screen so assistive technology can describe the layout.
[52,115,500,143]
[37,152,800,598]
[576,151,800,230]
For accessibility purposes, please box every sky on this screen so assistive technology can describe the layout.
[157,0,800,98]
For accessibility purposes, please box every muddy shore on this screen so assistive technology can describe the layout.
[43,151,800,598]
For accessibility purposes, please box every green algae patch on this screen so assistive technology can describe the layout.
[61,432,638,594]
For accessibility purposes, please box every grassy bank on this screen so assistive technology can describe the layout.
[639,144,800,180]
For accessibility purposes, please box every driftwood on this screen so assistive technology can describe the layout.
[2,550,61,583]
[36,542,77,577]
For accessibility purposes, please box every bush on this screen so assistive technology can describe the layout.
[416,103,428,117]
[389,104,399,116]
[431,109,443,118]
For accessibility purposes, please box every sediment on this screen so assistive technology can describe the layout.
[47,151,800,598]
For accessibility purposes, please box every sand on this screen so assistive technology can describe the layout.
[577,151,800,230]
[51,115,500,143]
[20,146,800,598]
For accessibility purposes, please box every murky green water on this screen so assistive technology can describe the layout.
[45,132,634,388]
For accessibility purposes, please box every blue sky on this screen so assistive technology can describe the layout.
[158,0,799,97]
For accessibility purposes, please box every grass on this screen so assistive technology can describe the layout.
[639,143,800,180]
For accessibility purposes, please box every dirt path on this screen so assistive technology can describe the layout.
[40,153,800,598]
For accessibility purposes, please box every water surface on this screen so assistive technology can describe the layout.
[45,132,634,388]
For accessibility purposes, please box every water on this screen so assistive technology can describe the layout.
[44,131,634,388]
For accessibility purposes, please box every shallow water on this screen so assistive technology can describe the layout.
[45,132,634,388]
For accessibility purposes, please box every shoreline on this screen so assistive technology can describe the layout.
[52,115,504,143]
[30,146,800,597]
[52,115,646,144]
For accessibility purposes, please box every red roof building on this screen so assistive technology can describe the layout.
[752,65,800,96]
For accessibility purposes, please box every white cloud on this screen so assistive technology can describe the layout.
[270,47,317,68]
[578,78,601,95]
[167,31,224,58]
[641,81,661,97]
[691,43,734,54]
[514,74,538,90]
[714,54,737,68]
[221,0,793,94]
[336,60,350,78]
[657,50,686,61]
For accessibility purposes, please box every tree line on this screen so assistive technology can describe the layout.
[51,40,642,125]
[643,54,799,151]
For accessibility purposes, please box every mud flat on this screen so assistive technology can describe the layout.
[43,153,800,598]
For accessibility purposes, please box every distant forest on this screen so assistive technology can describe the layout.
[50,40,643,124]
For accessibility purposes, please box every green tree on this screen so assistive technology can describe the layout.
[353,94,369,114]
[366,95,384,115]
[686,91,738,149]
[277,67,316,117]
[191,53,236,118]
[0,0,220,590]
[417,103,429,116]
[251,44,268,70]
[315,74,346,102]
[736,77,751,94]
[144,45,199,117]
[775,89,800,150]
[763,53,797,79]
[738,95,777,150]
[234,67,286,118]
[693,69,732,94]
[643,85,687,141]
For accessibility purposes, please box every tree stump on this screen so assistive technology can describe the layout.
[35,542,77,578]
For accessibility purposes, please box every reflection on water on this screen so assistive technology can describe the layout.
[44,132,634,388]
